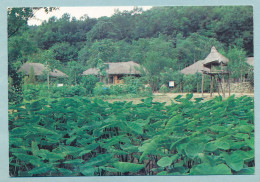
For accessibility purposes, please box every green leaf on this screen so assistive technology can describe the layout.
[33,126,58,135]
[186,93,193,100]
[31,141,39,156]
[79,150,91,157]
[215,140,230,150]
[139,138,158,161]
[85,154,113,167]
[222,152,244,171]
[13,153,39,161]
[157,171,168,175]
[57,168,73,175]
[234,133,249,139]
[174,95,182,102]
[166,114,182,129]
[80,167,96,176]
[190,163,232,175]
[99,166,119,173]
[28,166,51,175]
[236,167,254,175]
[157,155,179,167]
[127,122,143,135]
[112,162,145,173]
[236,125,253,133]
[185,142,205,158]
[63,159,84,164]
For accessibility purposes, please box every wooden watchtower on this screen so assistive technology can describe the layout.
[201,46,230,98]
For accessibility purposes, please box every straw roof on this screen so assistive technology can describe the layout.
[82,61,141,75]
[246,57,254,66]
[202,46,229,68]
[181,60,210,75]
[18,63,68,77]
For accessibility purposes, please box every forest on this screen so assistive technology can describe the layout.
[8,6,255,176]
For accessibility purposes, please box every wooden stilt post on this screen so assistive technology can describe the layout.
[210,75,213,97]
[215,76,220,96]
[201,72,204,97]
[218,75,224,98]
[222,73,225,98]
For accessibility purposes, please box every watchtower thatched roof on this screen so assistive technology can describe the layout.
[181,60,210,75]
[18,63,68,77]
[203,46,229,68]
[82,61,141,75]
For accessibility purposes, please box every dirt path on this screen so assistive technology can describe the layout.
[106,92,254,105]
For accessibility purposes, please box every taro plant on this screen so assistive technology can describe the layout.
[9,94,254,176]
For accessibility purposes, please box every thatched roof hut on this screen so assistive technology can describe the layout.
[202,46,229,68]
[181,60,210,75]
[82,61,141,75]
[18,63,68,77]
[246,57,254,66]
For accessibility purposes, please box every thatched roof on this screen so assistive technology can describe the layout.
[181,60,210,75]
[246,57,254,66]
[202,46,229,68]
[82,61,141,75]
[18,63,68,77]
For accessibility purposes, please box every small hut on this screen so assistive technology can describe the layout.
[82,61,141,84]
[18,63,68,78]
[18,63,68,87]
[201,46,230,97]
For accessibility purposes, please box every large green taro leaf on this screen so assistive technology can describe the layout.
[190,163,232,175]
[185,142,205,158]
[222,152,244,171]
[157,155,179,167]
[236,167,255,175]
[112,162,145,173]
[205,140,230,151]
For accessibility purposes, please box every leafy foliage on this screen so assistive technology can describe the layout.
[9,94,254,176]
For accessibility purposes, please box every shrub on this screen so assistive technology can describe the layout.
[51,85,86,98]
[159,85,169,95]
[140,86,153,96]
[23,84,39,101]
[81,75,99,95]
[93,82,111,96]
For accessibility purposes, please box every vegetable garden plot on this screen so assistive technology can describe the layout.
[9,94,254,176]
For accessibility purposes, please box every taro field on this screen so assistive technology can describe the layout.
[9,94,254,176]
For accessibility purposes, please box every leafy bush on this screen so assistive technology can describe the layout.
[93,77,150,97]
[51,85,86,97]
[81,75,99,95]
[140,86,153,97]
[159,85,169,94]
[8,86,23,104]
[93,82,111,96]
[23,84,39,101]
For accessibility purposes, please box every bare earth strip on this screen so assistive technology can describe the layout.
[105,92,254,105]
